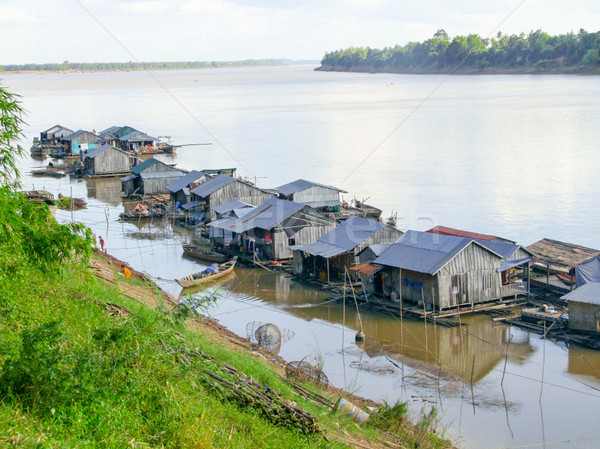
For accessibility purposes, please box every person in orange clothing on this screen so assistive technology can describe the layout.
[121,264,131,279]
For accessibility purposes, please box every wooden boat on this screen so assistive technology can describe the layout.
[176,257,237,288]
[182,243,227,263]
[554,271,576,286]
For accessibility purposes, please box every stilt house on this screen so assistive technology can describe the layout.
[209,197,336,260]
[291,215,403,283]
[369,230,504,311]
[189,174,274,222]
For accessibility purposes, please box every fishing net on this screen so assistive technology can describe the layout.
[246,321,295,354]
[285,356,329,388]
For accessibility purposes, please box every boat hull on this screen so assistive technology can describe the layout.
[176,257,237,288]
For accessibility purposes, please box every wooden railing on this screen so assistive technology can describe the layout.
[501,283,528,298]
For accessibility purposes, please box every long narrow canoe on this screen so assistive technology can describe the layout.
[181,243,227,263]
[176,257,237,288]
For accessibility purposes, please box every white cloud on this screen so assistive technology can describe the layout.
[120,1,170,13]
[0,5,36,24]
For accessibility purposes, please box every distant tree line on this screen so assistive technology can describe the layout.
[317,29,600,74]
[0,59,288,73]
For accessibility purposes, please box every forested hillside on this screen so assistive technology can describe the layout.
[0,59,288,73]
[317,29,600,74]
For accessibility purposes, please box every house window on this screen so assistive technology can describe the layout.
[288,237,296,246]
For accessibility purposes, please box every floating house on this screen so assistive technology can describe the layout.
[275,179,347,211]
[475,239,535,298]
[165,170,207,206]
[62,130,101,154]
[40,124,73,144]
[84,144,132,177]
[209,197,336,260]
[527,238,600,294]
[189,174,273,222]
[98,125,139,147]
[119,131,157,153]
[121,158,184,196]
[366,230,504,311]
[291,215,403,283]
[561,283,600,334]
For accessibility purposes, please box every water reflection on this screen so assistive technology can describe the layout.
[86,177,123,205]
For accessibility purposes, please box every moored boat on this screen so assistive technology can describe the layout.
[176,257,237,288]
[182,243,227,263]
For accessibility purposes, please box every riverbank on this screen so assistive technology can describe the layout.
[315,63,600,75]
[0,242,455,449]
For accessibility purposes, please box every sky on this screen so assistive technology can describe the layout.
[1,0,600,64]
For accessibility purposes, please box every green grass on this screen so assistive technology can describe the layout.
[0,192,453,448]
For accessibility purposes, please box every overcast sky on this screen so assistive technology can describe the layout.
[1,0,599,64]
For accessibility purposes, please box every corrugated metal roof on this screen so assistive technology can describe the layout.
[561,282,600,304]
[373,230,500,275]
[368,243,393,256]
[43,124,72,134]
[85,144,111,158]
[209,197,304,233]
[131,158,159,174]
[140,170,184,180]
[476,239,520,259]
[292,216,386,258]
[190,174,236,198]
[86,144,127,159]
[120,131,157,142]
[63,129,96,140]
[165,170,205,193]
[213,199,254,215]
[276,179,347,196]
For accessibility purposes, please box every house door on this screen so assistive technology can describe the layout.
[450,274,469,305]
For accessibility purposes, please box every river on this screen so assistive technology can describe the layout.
[4,65,600,448]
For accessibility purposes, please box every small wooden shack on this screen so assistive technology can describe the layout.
[369,230,503,310]
[561,283,600,333]
[84,144,132,177]
[291,215,403,283]
[121,158,184,196]
[165,170,207,206]
[189,174,273,222]
[275,179,347,210]
[209,197,336,260]
[62,130,101,154]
